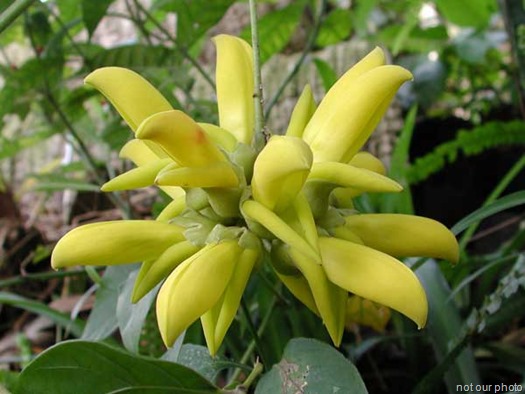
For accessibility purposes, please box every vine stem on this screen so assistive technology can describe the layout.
[248,0,269,144]
[0,0,36,34]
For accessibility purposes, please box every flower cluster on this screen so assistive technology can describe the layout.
[51,35,458,355]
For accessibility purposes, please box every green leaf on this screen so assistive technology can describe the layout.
[380,105,417,214]
[0,292,85,337]
[155,0,234,48]
[82,265,138,341]
[15,340,219,394]
[435,0,496,28]
[313,58,337,92]
[241,1,305,64]
[451,191,525,236]
[315,8,352,47]
[82,44,177,69]
[117,270,159,354]
[377,25,448,54]
[82,0,113,37]
[351,0,378,37]
[416,260,481,393]
[255,338,367,394]
[177,344,221,382]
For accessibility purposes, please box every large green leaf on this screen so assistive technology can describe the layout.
[15,340,219,394]
[117,270,159,354]
[435,0,496,28]
[315,8,352,47]
[82,0,113,37]
[155,0,234,48]
[82,265,138,341]
[241,1,305,64]
[0,292,85,337]
[255,338,368,394]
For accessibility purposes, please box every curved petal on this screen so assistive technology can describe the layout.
[319,237,427,328]
[101,158,172,191]
[288,247,347,346]
[201,249,259,356]
[155,162,239,188]
[156,196,186,223]
[286,85,316,138]
[241,199,319,262]
[132,240,200,303]
[119,139,161,166]
[252,136,313,212]
[348,151,386,174]
[198,123,238,152]
[309,162,402,193]
[304,65,412,163]
[302,47,385,144]
[137,110,228,167]
[214,35,254,144]
[51,221,185,268]
[344,214,459,262]
[156,241,241,347]
[85,67,172,132]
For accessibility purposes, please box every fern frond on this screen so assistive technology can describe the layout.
[407,120,525,184]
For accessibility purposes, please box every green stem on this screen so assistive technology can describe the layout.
[459,155,525,251]
[227,295,277,387]
[248,0,268,144]
[264,0,326,119]
[0,268,104,288]
[242,360,264,390]
[0,0,37,35]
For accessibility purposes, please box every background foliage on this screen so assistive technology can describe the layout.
[0,0,524,393]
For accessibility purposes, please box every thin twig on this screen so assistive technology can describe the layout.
[0,268,104,288]
[0,0,37,35]
[132,0,216,90]
[264,0,326,119]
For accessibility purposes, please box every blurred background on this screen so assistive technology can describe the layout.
[0,1,524,393]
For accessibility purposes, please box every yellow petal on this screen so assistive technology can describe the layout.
[304,65,412,162]
[119,139,161,166]
[288,247,347,346]
[156,241,241,347]
[213,247,258,351]
[137,110,228,167]
[274,270,319,315]
[319,237,428,328]
[214,34,254,144]
[85,67,172,132]
[302,47,385,144]
[252,136,313,212]
[286,85,316,138]
[132,240,200,303]
[155,163,238,188]
[331,152,387,205]
[156,195,186,223]
[101,158,172,191]
[241,199,319,262]
[348,151,386,174]
[198,123,238,152]
[345,296,391,332]
[51,221,185,269]
[309,162,402,193]
[344,214,459,263]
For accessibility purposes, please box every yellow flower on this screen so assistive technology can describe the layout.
[51,35,459,355]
